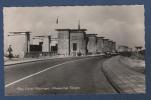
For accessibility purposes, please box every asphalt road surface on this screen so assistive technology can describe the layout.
[4,56,117,96]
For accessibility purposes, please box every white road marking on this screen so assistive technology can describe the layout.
[5,57,96,88]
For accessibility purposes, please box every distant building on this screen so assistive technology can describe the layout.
[56,28,87,56]
[96,37,104,54]
[118,45,132,56]
[118,45,129,52]
[86,34,97,54]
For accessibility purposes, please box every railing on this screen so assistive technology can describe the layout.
[25,51,58,58]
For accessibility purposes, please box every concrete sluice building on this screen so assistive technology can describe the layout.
[86,34,97,54]
[112,42,116,52]
[6,33,31,58]
[108,40,113,52]
[102,39,109,52]
[6,28,117,58]
[111,41,116,52]
[108,41,116,52]
[96,37,104,54]
[56,28,117,56]
[56,29,87,56]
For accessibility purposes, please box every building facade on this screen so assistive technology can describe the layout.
[56,29,70,56]
[108,40,113,52]
[56,28,117,56]
[56,29,87,56]
[70,29,87,56]
[6,34,31,58]
[96,37,104,54]
[112,42,116,52]
[103,39,109,52]
[86,34,97,54]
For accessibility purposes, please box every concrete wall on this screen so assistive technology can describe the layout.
[96,37,104,53]
[108,41,113,52]
[70,32,86,56]
[57,30,70,56]
[112,42,116,52]
[42,38,49,52]
[87,35,97,54]
[57,29,117,56]
[6,35,30,58]
[103,39,109,52]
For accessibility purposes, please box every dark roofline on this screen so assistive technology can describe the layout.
[108,40,113,42]
[112,42,116,44]
[55,28,87,31]
[118,45,129,48]
[97,36,104,38]
[55,29,70,31]
[70,29,87,31]
[87,34,97,35]
[103,38,109,40]
[86,34,97,37]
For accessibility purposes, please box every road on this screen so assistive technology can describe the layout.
[4,56,117,96]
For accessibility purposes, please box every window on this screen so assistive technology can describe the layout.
[73,43,77,51]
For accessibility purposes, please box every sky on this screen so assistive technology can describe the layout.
[3,5,145,51]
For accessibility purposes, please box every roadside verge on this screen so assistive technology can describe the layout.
[4,54,103,66]
[102,56,145,93]
[119,56,145,74]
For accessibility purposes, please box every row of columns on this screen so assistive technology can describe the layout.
[56,29,116,56]
[86,34,116,54]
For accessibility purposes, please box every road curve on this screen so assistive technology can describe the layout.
[5,56,117,95]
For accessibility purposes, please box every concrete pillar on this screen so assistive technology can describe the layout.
[103,39,109,52]
[86,34,97,54]
[69,29,87,56]
[108,40,113,52]
[25,32,30,54]
[96,37,104,54]
[112,42,116,52]
[56,29,70,56]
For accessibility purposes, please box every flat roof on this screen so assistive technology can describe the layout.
[56,29,87,31]
[118,45,129,48]
[97,36,104,38]
[55,29,70,31]
[86,34,97,37]
[108,40,113,42]
[86,34,97,35]
[102,38,109,40]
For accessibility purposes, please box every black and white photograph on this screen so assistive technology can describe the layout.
[3,5,145,96]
